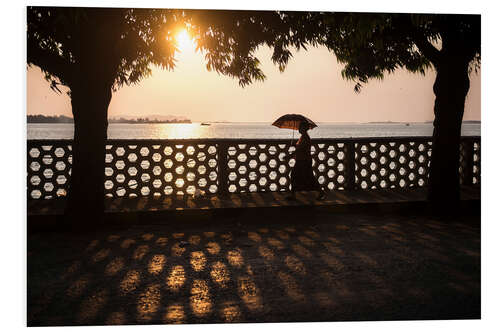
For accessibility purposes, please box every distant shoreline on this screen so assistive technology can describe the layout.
[27,114,191,124]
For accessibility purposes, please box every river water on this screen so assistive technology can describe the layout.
[27,122,480,140]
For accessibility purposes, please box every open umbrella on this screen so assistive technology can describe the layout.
[272,114,317,130]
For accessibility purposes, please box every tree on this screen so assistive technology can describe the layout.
[27,7,314,224]
[28,7,181,223]
[318,13,480,212]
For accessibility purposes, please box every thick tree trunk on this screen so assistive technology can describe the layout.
[428,57,470,214]
[65,77,112,226]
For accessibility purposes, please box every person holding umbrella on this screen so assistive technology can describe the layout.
[273,115,326,201]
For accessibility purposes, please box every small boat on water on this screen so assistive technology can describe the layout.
[405,123,410,126]
[201,122,211,126]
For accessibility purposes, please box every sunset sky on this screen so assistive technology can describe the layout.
[26,25,481,123]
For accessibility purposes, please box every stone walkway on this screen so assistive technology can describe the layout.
[27,207,480,326]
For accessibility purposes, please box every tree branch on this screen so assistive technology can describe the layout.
[412,36,441,66]
[27,41,72,86]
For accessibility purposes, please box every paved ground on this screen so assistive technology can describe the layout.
[28,186,480,216]
[27,206,480,326]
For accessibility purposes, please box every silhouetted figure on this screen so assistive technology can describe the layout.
[286,121,326,201]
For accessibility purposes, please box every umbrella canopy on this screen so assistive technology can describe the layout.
[272,114,317,130]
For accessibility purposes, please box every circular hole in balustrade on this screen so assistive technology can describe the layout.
[105,167,114,176]
[249,159,258,169]
[141,173,151,182]
[128,167,138,176]
[164,172,173,182]
[44,182,54,192]
[105,180,114,189]
[54,147,65,157]
[248,171,257,181]
[164,146,173,156]
[175,178,184,188]
[115,147,125,156]
[186,185,195,195]
[115,173,125,183]
[164,186,173,195]
[152,152,162,162]
[29,148,40,158]
[197,165,207,175]
[258,153,267,163]
[249,184,257,192]
[30,161,40,171]
[42,168,53,179]
[152,179,162,188]
[56,175,67,185]
[175,152,185,162]
[228,185,236,192]
[42,155,53,165]
[115,160,125,170]
[186,172,196,182]
[175,166,185,175]
[208,158,217,168]
[152,166,161,176]
[198,178,207,187]
[31,190,41,199]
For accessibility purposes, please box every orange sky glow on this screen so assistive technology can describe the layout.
[27,28,480,123]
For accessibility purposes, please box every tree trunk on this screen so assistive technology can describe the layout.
[428,56,470,214]
[65,77,112,226]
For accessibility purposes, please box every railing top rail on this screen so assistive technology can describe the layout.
[27,135,481,145]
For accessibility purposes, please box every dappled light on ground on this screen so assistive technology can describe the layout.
[27,212,480,325]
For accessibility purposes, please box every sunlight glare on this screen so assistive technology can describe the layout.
[175,29,194,53]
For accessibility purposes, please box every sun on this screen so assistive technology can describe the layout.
[175,29,194,53]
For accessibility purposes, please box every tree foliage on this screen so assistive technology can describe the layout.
[319,13,480,92]
[27,7,179,93]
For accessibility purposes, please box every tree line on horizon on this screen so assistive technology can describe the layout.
[27,114,191,124]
